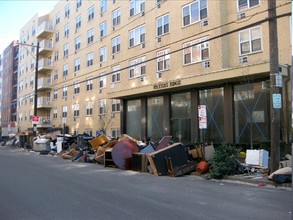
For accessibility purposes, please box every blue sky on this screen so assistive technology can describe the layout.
[0,0,58,53]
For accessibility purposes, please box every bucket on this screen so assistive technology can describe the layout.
[196,161,209,174]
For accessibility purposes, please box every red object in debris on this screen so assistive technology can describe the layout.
[258,183,266,187]
[196,161,209,174]
[112,140,139,170]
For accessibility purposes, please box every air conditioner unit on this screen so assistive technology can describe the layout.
[156,72,162,78]
[99,62,102,67]
[75,29,78,33]
[141,11,145,16]
[157,37,161,43]
[141,42,145,48]
[112,55,115,59]
[237,12,246,20]
[201,61,210,68]
[239,56,248,64]
[99,89,102,93]
[112,26,115,31]
[74,117,76,121]
[140,76,146,82]
[100,37,103,42]
[100,12,103,17]
[200,20,208,27]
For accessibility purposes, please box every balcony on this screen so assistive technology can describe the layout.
[36,116,52,128]
[36,21,54,39]
[37,97,52,109]
[37,77,52,91]
[38,39,53,56]
[38,58,53,73]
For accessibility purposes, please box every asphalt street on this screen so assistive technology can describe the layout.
[0,146,291,220]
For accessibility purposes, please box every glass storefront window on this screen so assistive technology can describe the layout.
[171,93,191,143]
[126,99,141,140]
[147,96,164,143]
[234,80,269,144]
[199,88,224,143]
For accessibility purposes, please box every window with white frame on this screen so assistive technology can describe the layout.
[101,0,107,14]
[55,31,60,42]
[62,106,68,118]
[74,82,80,94]
[53,109,58,119]
[112,36,120,55]
[75,15,82,30]
[99,47,106,62]
[238,0,260,11]
[53,89,58,99]
[29,110,33,120]
[75,37,81,50]
[19,66,24,76]
[182,0,207,27]
[63,43,69,57]
[99,99,106,115]
[54,51,59,61]
[19,97,23,106]
[100,21,107,37]
[130,0,145,17]
[111,129,121,138]
[87,28,94,44]
[76,0,82,9]
[183,36,209,65]
[87,52,94,66]
[157,14,169,37]
[74,58,80,72]
[239,26,262,55]
[88,5,94,21]
[86,101,93,116]
[30,75,34,86]
[73,103,80,117]
[53,70,58,80]
[65,4,70,18]
[112,8,121,26]
[112,65,120,83]
[62,86,68,97]
[129,57,146,78]
[31,59,35,69]
[55,12,60,25]
[99,74,106,89]
[30,93,34,103]
[86,77,93,91]
[129,25,145,47]
[64,23,70,37]
[112,99,120,112]
[19,81,24,91]
[157,49,170,71]
[63,64,68,77]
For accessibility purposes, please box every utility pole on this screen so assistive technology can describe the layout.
[268,0,281,172]
[33,42,40,137]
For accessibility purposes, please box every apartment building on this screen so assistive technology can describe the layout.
[17,0,292,145]
[0,54,3,134]
[1,41,19,136]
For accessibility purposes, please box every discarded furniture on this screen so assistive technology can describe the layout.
[132,152,148,172]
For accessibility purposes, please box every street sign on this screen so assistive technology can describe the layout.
[198,105,207,129]
[32,116,39,125]
[272,93,282,109]
[275,74,282,87]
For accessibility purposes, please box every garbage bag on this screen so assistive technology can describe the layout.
[272,174,292,184]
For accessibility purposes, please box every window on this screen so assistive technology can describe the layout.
[63,43,69,57]
[54,70,58,81]
[30,93,34,103]
[86,101,93,116]
[99,99,106,115]
[100,74,106,89]
[75,37,81,50]
[112,65,120,83]
[239,26,262,55]
[53,109,58,119]
[55,12,60,25]
[73,104,80,117]
[54,51,59,61]
[74,82,80,94]
[86,77,93,91]
[88,6,94,21]
[53,89,58,99]
[19,81,24,91]
[111,129,121,138]
[74,58,80,72]
[63,64,68,77]
[157,14,169,36]
[62,106,68,118]
[112,8,121,26]
[87,52,94,66]
[64,23,70,37]
[112,36,120,54]
[238,0,259,11]
[30,75,34,86]
[112,99,120,112]
[182,0,207,27]
[55,32,60,42]
[129,25,145,47]
[183,36,209,65]
[75,15,82,30]
[87,28,94,44]
[101,0,107,14]
[76,0,82,9]
[65,4,70,18]
[100,21,107,37]
[129,57,146,78]
[62,86,68,97]
[99,47,106,62]
[157,49,170,71]
[130,0,145,17]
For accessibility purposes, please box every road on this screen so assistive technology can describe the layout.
[0,146,291,220]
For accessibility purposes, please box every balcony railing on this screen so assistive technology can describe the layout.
[38,39,53,55]
[38,58,53,72]
[36,21,54,38]
[37,96,52,108]
[37,77,52,90]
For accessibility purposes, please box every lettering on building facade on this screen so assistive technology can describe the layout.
[153,79,181,90]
